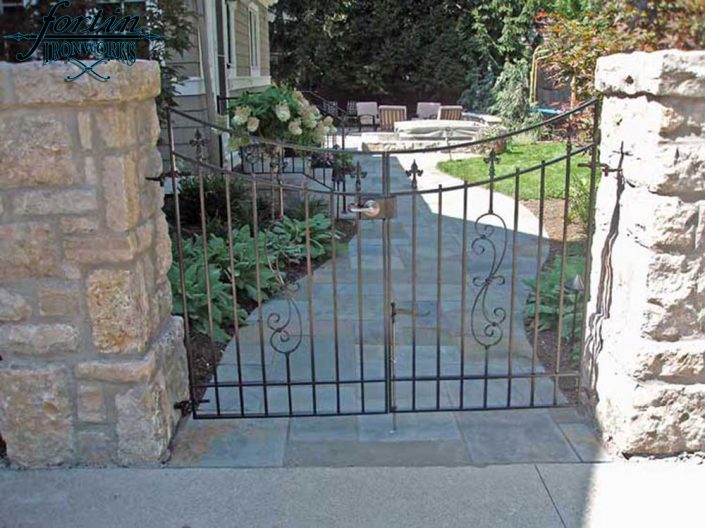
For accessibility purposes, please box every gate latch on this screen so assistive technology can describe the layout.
[348,196,396,219]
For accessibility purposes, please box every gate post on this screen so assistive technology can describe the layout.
[585,50,705,455]
[0,61,188,467]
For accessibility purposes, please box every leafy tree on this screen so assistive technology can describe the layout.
[540,0,705,100]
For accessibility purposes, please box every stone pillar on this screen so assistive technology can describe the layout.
[0,61,188,467]
[585,50,705,455]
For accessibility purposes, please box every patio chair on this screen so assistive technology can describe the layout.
[416,102,441,120]
[378,105,407,132]
[356,101,379,131]
[437,105,464,120]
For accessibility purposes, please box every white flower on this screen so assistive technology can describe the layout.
[274,102,291,122]
[288,118,303,136]
[313,121,326,143]
[300,107,317,129]
[231,106,252,126]
[246,116,260,133]
[325,125,337,136]
[293,90,306,105]
[323,115,334,127]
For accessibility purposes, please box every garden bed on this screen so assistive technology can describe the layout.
[164,182,356,403]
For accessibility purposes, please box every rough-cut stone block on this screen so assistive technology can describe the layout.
[116,373,170,464]
[135,100,161,145]
[162,317,189,427]
[76,430,113,465]
[0,323,79,355]
[135,220,154,254]
[643,253,703,340]
[75,350,156,383]
[12,189,98,216]
[77,111,92,150]
[0,288,32,322]
[595,352,705,454]
[0,111,79,190]
[152,282,173,336]
[95,104,138,150]
[596,50,705,98]
[77,383,106,423]
[621,188,700,251]
[63,234,137,265]
[0,366,74,466]
[8,61,161,107]
[0,222,61,279]
[84,156,99,185]
[38,286,81,318]
[86,268,149,355]
[60,216,101,235]
[154,215,172,284]
[622,338,705,383]
[102,154,140,231]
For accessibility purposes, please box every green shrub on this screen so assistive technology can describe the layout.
[268,214,336,263]
[169,213,339,341]
[169,173,270,235]
[524,255,586,359]
[168,256,243,344]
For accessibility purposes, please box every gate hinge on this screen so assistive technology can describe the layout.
[174,400,193,416]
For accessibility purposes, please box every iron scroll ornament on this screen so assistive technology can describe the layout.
[240,143,304,356]
[469,213,508,347]
[469,151,508,348]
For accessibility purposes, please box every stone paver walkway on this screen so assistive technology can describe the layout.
[170,150,606,468]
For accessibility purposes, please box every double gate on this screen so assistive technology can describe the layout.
[165,99,600,419]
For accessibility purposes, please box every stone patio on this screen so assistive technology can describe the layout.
[169,151,606,468]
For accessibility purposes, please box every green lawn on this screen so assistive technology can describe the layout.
[437,142,591,200]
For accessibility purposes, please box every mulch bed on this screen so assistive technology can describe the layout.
[521,198,586,404]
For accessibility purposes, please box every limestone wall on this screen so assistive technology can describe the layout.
[586,50,705,455]
[0,61,188,466]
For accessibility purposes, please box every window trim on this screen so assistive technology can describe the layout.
[248,2,260,77]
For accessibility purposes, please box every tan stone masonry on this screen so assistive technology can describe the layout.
[586,50,705,455]
[0,61,188,467]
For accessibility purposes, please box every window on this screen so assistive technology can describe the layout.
[248,4,260,74]
[224,1,238,69]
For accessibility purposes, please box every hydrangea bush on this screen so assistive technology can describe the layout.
[228,84,335,147]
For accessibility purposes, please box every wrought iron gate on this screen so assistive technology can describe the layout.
[165,99,600,419]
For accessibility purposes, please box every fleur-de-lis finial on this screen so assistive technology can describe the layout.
[406,159,423,189]
[483,150,500,213]
[189,129,208,161]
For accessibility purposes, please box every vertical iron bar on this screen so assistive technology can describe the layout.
[435,184,443,410]
[507,168,520,407]
[197,141,221,416]
[329,194,342,413]
[304,184,318,414]
[530,163,547,406]
[224,172,245,416]
[554,137,573,405]
[251,178,269,415]
[355,176,366,413]
[167,109,196,418]
[382,153,391,414]
[459,181,469,409]
[411,178,418,411]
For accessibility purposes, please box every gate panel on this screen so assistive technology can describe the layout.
[165,99,600,419]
